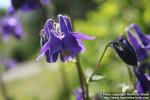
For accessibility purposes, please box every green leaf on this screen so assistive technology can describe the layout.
[89,75,105,82]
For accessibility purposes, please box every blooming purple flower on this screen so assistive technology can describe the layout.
[74,88,83,100]
[128,32,148,61]
[36,15,95,63]
[134,63,150,93]
[0,15,24,41]
[112,35,137,66]
[10,0,49,13]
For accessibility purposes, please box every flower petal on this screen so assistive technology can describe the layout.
[143,44,150,50]
[128,32,148,61]
[130,23,150,46]
[46,50,59,63]
[59,15,70,36]
[36,41,50,62]
[46,31,62,63]
[59,15,82,60]
[76,39,86,53]
[112,42,137,66]
[37,31,62,63]
[49,32,62,55]
[146,34,150,40]
[44,18,53,36]
[134,66,150,93]
[7,6,16,15]
[137,82,144,93]
[71,32,95,40]
[112,36,137,66]
[63,16,73,32]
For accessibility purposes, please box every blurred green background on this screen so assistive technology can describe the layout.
[0,0,150,100]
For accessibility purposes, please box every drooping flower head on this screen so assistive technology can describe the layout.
[0,15,24,41]
[36,15,95,63]
[134,63,150,93]
[112,35,138,66]
[9,0,49,13]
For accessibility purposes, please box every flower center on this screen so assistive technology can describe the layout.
[63,50,70,57]
[53,23,64,39]
[8,18,17,26]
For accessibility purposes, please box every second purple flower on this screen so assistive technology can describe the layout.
[0,15,24,41]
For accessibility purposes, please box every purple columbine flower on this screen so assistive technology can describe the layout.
[9,0,49,13]
[112,35,138,66]
[74,88,83,100]
[134,63,150,93]
[0,15,24,41]
[36,15,95,63]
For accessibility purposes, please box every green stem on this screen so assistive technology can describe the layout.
[75,55,86,100]
[85,82,89,100]
[126,65,133,83]
[76,55,89,99]
[132,67,136,90]
[133,74,136,90]
[89,43,111,81]
[126,65,136,90]
[59,65,70,98]
[0,73,10,100]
